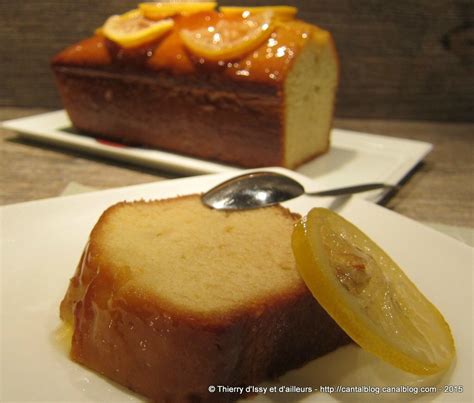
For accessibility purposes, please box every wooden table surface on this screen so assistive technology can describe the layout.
[1,107,473,228]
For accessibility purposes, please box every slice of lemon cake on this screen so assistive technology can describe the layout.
[51,4,338,169]
[60,194,349,402]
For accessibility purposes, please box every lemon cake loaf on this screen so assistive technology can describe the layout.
[60,194,350,402]
[51,3,338,169]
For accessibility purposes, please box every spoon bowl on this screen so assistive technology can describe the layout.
[202,171,398,210]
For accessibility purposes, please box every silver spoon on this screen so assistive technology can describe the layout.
[202,171,399,210]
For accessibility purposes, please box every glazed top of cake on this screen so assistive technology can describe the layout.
[52,8,332,87]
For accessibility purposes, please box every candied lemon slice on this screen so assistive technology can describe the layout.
[180,11,273,61]
[292,208,455,375]
[140,2,217,19]
[220,5,297,20]
[103,9,174,48]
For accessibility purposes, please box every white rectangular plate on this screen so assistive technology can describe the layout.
[1,169,472,402]
[2,110,432,203]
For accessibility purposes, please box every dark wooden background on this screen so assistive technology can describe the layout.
[1,0,473,121]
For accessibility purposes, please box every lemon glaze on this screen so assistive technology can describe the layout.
[53,11,330,87]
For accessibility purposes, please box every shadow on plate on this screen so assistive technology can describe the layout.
[299,147,357,178]
[7,131,180,179]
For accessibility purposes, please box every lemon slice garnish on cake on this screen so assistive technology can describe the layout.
[103,9,174,48]
[220,5,297,20]
[180,11,273,61]
[140,2,217,20]
[292,208,455,375]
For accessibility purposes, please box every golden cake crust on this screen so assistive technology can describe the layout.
[51,10,338,169]
[60,195,350,402]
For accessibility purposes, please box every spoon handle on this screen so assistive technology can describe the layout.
[307,183,399,197]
